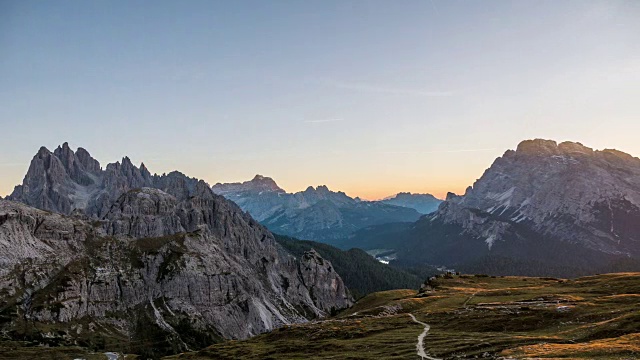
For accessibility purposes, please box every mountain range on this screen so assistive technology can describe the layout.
[353,139,640,277]
[379,192,442,214]
[0,143,353,357]
[212,176,425,242]
[3,138,640,357]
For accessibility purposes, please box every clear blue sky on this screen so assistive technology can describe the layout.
[1,0,639,199]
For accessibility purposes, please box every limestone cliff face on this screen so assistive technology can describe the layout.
[436,139,640,254]
[394,139,640,276]
[2,144,353,356]
[0,196,351,354]
[297,249,349,312]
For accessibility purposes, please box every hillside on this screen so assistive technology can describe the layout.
[169,272,640,359]
[275,235,424,299]
[331,221,414,250]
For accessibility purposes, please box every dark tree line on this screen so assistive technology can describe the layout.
[275,234,424,299]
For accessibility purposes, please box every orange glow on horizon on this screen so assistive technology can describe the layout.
[340,186,467,201]
[278,180,475,202]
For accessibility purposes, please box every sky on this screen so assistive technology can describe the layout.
[1,0,639,200]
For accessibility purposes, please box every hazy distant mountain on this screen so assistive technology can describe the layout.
[2,143,351,357]
[379,192,442,214]
[212,176,422,242]
[355,139,640,277]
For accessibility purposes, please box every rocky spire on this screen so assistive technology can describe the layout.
[76,147,101,174]
[140,162,152,180]
[8,143,215,218]
[8,145,74,213]
[53,142,95,186]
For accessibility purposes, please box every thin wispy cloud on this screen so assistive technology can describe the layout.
[381,148,498,154]
[318,79,453,97]
[304,118,343,124]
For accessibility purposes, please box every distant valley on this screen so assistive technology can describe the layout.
[212,175,440,243]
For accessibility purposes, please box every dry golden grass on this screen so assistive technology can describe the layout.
[502,333,640,358]
[167,272,640,359]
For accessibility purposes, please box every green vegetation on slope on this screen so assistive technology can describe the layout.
[275,234,424,299]
[171,272,640,360]
[0,341,110,360]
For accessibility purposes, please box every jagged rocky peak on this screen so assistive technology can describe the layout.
[140,161,151,178]
[51,142,101,185]
[75,146,102,173]
[372,139,640,277]
[314,185,330,192]
[252,174,278,185]
[514,138,598,157]
[104,155,151,188]
[445,192,461,201]
[7,143,220,218]
[302,185,345,196]
[466,139,640,209]
[248,174,283,192]
[419,138,640,260]
[212,174,284,195]
[297,185,353,207]
[9,145,75,214]
[2,143,356,357]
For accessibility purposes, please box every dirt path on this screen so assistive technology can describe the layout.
[463,292,478,308]
[408,314,441,360]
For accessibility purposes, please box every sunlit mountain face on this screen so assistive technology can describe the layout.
[353,139,640,277]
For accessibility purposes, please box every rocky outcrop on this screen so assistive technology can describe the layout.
[212,175,421,242]
[2,144,353,357]
[297,249,350,312]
